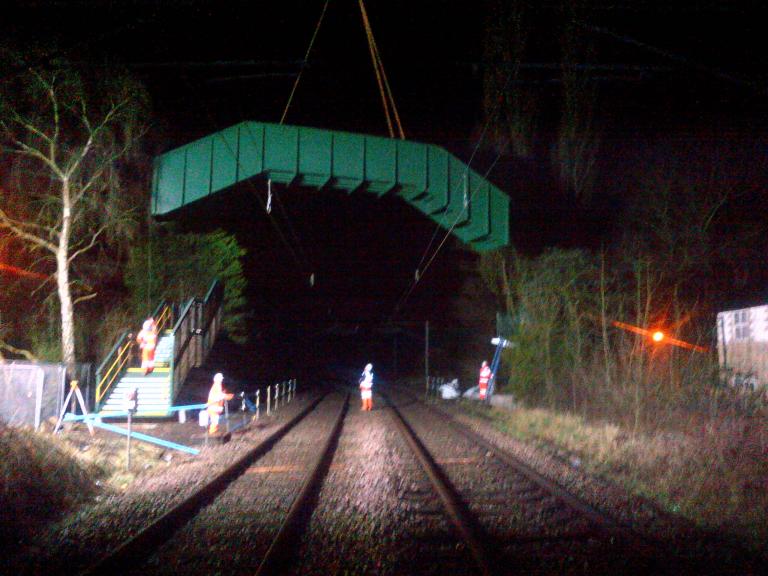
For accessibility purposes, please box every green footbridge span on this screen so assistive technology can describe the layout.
[152,122,510,251]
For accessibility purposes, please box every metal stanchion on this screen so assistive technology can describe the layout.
[126,410,133,470]
[125,387,138,470]
[267,385,271,416]
[256,389,260,419]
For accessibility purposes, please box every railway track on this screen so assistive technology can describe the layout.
[381,386,659,575]
[72,382,738,575]
[82,390,348,575]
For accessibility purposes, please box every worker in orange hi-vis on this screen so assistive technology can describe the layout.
[136,318,158,375]
[207,372,234,434]
[478,360,493,401]
[359,363,374,411]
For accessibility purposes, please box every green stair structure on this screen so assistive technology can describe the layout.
[95,280,223,418]
[98,335,174,416]
[152,122,510,251]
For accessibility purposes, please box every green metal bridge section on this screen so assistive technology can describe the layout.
[152,122,509,251]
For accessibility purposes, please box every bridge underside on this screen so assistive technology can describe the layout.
[152,122,509,251]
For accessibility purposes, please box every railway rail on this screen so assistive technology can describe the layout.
[382,386,657,574]
[82,390,348,575]
[70,382,753,575]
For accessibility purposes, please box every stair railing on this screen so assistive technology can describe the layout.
[170,297,196,400]
[200,279,224,363]
[152,300,174,334]
[169,279,223,400]
[95,331,133,409]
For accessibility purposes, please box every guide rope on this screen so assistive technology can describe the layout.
[359,0,405,139]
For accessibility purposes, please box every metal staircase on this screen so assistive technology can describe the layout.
[94,280,224,417]
[98,333,174,416]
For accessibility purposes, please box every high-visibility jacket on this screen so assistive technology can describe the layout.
[479,366,492,387]
[360,371,373,391]
[207,381,233,415]
[136,328,157,352]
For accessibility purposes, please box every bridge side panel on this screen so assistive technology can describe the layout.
[238,122,265,180]
[331,132,365,191]
[211,125,240,191]
[365,137,397,195]
[153,148,186,215]
[298,127,332,187]
[396,140,427,200]
[184,138,213,204]
[264,124,299,184]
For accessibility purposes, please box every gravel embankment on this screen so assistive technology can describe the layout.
[124,393,345,575]
[17,391,320,576]
[293,394,477,576]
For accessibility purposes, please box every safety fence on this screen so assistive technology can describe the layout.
[0,362,66,429]
[227,379,298,432]
[63,380,298,456]
[425,375,459,400]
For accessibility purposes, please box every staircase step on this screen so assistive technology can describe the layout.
[127,367,170,374]
[117,380,170,387]
[104,396,170,405]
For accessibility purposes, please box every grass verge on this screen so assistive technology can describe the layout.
[455,399,768,555]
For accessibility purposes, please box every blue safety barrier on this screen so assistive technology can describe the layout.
[64,411,130,421]
[91,421,200,455]
[167,403,208,412]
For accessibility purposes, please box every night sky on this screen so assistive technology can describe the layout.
[3,1,767,378]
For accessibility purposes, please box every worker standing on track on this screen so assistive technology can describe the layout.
[478,360,493,402]
[136,318,158,375]
[207,372,234,435]
[359,363,374,411]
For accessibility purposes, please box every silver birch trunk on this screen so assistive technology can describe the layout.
[57,179,76,378]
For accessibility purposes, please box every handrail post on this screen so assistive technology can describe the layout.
[267,385,271,415]
[256,389,260,419]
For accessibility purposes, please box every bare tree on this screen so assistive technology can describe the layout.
[483,0,536,158]
[553,0,600,202]
[0,57,148,376]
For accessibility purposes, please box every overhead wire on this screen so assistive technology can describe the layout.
[387,65,516,322]
[269,0,337,285]
[280,0,331,124]
[388,150,504,321]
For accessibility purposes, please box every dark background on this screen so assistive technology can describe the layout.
[3,1,767,380]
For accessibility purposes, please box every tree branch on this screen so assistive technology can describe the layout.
[0,207,57,253]
[73,292,98,306]
[68,225,106,264]
[0,340,39,362]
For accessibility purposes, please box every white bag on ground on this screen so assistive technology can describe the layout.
[439,379,460,400]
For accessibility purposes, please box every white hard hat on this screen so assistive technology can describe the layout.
[365,363,373,371]
[143,319,153,330]
[214,373,224,383]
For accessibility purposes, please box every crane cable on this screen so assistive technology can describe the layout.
[280,0,331,124]
[359,0,406,139]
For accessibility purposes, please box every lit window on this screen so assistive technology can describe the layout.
[734,310,750,341]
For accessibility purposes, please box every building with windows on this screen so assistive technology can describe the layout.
[717,304,768,390]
